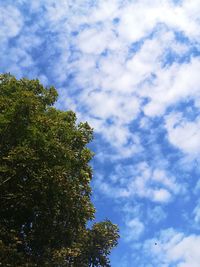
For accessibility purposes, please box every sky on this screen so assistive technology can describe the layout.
[1,0,200,266]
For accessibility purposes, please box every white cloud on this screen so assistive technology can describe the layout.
[168,235,200,267]
[3,0,199,159]
[0,4,44,78]
[147,206,167,224]
[94,162,182,203]
[142,57,200,117]
[134,162,181,201]
[49,0,200,159]
[78,28,114,54]
[0,5,23,42]
[152,189,171,203]
[125,218,145,241]
[88,0,118,23]
[119,202,146,241]
[165,112,200,156]
[1,1,200,265]
[144,229,200,267]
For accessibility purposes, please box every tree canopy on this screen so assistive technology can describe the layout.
[0,73,119,266]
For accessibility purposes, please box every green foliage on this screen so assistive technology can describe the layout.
[0,74,119,266]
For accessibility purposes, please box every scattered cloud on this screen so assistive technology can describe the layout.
[1,0,200,266]
[94,161,183,203]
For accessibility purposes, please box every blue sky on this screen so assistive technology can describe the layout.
[1,0,200,266]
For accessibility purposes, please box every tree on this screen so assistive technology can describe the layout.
[0,73,119,266]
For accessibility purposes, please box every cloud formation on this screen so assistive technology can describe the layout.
[145,229,200,267]
[1,0,200,266]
